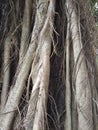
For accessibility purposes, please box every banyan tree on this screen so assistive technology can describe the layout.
[0,0,98,130]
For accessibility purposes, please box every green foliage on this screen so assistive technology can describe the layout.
[89,0,97,8]
[89,0,98,26]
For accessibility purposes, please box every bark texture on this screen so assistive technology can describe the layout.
[0,0,97,130]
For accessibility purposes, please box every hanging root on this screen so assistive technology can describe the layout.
[0,0,55,130]
[19,0,32,63]
[1,35,18,111]
[24,1,56,130]
[65,23,72,130]
[66,0,93,130]
[1,36,11,111]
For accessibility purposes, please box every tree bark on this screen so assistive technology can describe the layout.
[1,36,11,110]
[0,0,97,130]
[19,0,32,63]
[66,0,93,130]
[65,23,72,130]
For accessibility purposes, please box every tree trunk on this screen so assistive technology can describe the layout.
[66,0,93,130]
[0,0,97,130]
